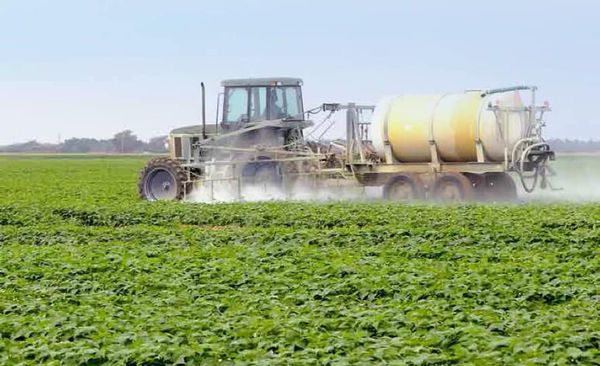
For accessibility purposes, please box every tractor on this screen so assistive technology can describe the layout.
[138,77,325,201]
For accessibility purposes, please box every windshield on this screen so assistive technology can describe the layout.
[223,86,303,124]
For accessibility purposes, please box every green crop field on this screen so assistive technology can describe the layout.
[0,155,599,365]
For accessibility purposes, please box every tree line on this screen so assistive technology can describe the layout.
[544,139,600,153]
[0,130,167,154]
[1,133,599,154]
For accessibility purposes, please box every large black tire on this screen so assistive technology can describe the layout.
[463,173,486,201]
[482,172,517,202]
[383,173,426,201]
[431,173,475,202]
[242,161,282,187]
[138,158,190,201]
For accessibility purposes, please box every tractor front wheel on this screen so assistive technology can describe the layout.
[138,158,190,201]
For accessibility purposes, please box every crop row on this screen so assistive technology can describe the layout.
[2,221,599,364]
[1,202,599,229]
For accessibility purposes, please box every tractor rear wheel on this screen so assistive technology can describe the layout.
[383,174,425,201]
[138,158,190,201]
[242,162,281,187]
[431,173,475,202]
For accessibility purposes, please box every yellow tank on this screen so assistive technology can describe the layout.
[371,90,527,162]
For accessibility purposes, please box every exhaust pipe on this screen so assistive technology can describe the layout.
[201,82,207,139]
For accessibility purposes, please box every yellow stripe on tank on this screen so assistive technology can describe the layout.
[387,95,439,162]
[445,92,479,161]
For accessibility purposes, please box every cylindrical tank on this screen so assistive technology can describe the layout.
[371,90,528,162]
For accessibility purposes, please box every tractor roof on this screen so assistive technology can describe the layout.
[221,77,303,87]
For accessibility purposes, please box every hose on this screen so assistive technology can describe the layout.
[511,137,538,169]
[304,105,324,117]
[511,139,550,193]
[519,167,539,193]
[519,142,548,173]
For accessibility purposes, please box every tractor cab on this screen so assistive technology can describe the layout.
[220,77,306,130]
[168,77,311,161]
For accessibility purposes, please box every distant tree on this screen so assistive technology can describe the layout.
[60,138,114,153]
[0,140,59,153]
[546,138,600,153]
[111,130,144,153]
[61,138,93,153]
[145,136,168,153]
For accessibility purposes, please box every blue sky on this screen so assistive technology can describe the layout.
[0,0,598,144]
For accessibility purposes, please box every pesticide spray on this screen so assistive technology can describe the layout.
[523,153,600,202]
[187,152,600,204]
[187,166,373,203]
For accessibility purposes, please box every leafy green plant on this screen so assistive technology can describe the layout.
[0,156,599,364]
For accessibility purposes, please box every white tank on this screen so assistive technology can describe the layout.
[371,90,528,162]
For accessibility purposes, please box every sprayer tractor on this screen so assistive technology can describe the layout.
[138,77,556,202]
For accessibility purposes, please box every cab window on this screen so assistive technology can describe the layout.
[223,87,248,123]
[284,87,301,119]
[223,85,304,123]
[268,86,303,120]
[250,87,267,121]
